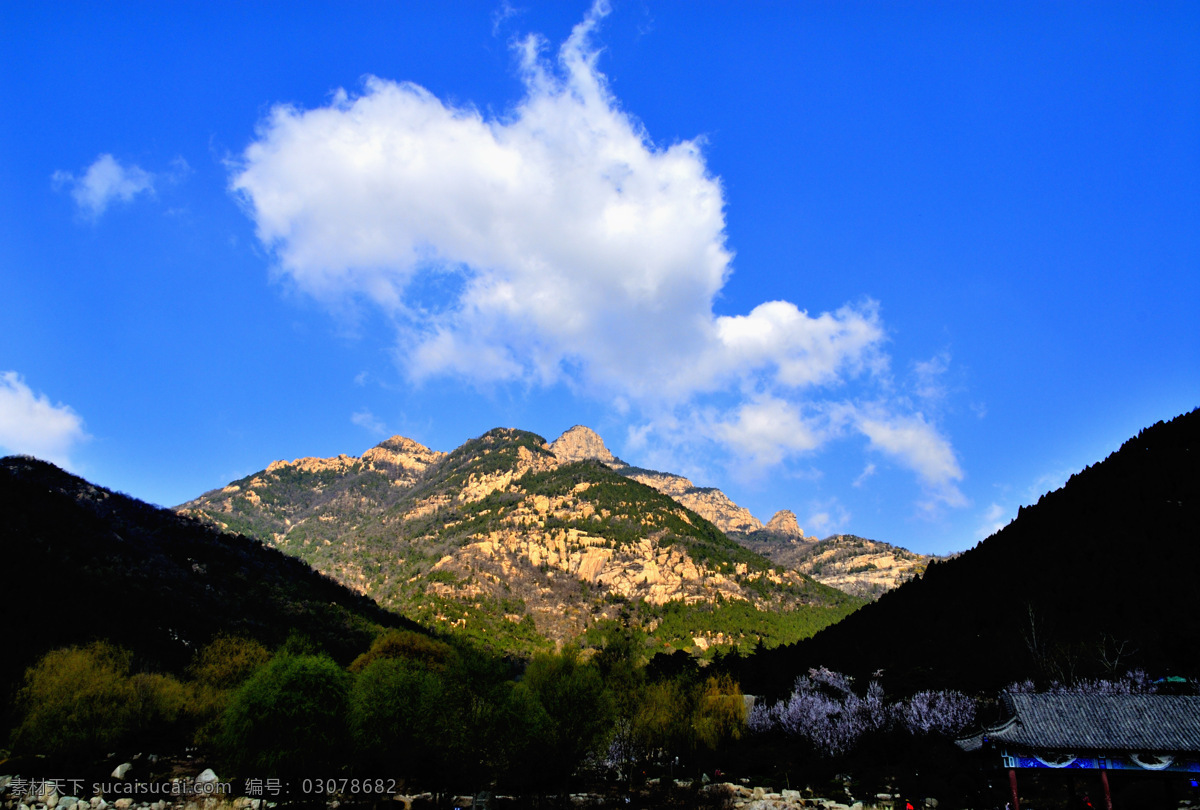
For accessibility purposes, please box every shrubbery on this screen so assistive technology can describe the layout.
[11,642,195,762]
[218,652,351,780]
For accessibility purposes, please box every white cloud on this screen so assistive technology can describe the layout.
[707,396,827,468]
[856,409,966,510]
[351,409,386,435]
[54,154,155,218]
[230,1,965,510]
[0,372,89,468]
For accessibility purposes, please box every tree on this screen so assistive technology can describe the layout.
[692,673,746,752]
[349,658,445,788]
[518,648,614,791]
[219,653,351,782]
[12,642,137,760]
[347,629,453,674]
[189,635,272,689]
[896,690,975,736]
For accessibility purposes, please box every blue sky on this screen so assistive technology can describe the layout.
[2,1,1197,555]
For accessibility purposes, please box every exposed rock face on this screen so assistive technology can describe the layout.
[548,425,620,465]
[621,469,764,535]
[544,426,767,535]
[361,435,446,474]
[765,509,805,538]
[795,534,931,599]
[179,435,447,533]
[733,530,932,600]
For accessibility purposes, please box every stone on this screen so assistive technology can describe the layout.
[195,770,219,787]
[111,764,133,780]
[548,426,618,465]
[58,799,79,810]
[113,800,133,810]
[765,509,804,537]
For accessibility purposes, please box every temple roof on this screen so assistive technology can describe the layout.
[969,693,1200,752]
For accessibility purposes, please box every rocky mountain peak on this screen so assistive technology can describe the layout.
[765,509,805,538]
[549,425,619,465]
[361,435,446,473]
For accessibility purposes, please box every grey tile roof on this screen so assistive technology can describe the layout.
[986,693,1200,752]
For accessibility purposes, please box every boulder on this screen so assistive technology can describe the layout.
[111,764,132,780]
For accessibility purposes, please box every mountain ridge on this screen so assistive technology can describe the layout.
[738,408,1200,697]
[179,426,863,655]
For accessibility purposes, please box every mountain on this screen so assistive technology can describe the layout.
[551,425,764,534]
[734,530,932,600]
[738,409,1200,698]
[0,455,415,735]
[179,427,862,655]
[551,426,931,597]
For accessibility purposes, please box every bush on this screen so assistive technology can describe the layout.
[128,672,191,750]
[189,635,272,689]
[219,653,351,780]
[12,642,137,760]
[347,629,453,674]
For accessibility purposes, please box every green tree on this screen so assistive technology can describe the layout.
[128,671,191,752]
[593,626,647,784]
[186,636,274,748]
[349,658,445,787]
[633,677,695,759]
[219,653,351,781]
[518,648,615,791]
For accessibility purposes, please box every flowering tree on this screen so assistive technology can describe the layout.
[1005,669,1157,695]
[750,667,979,756]
[750,668,887,756]
[896,690,976,736]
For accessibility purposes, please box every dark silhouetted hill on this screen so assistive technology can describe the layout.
[739,409,1200,698]
[0,455,417,732]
